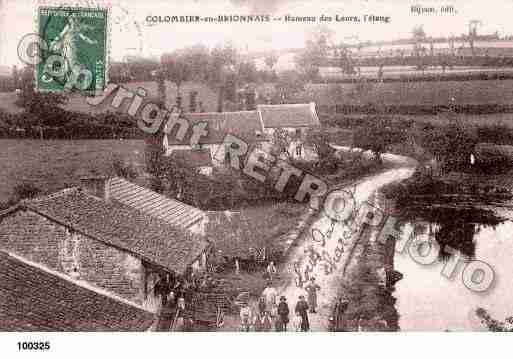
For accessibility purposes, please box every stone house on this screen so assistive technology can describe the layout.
[0,250,155,331]
[163,110,267,167]
[162,103,320,166]
[0,177,209,313]
[257,102,321,161]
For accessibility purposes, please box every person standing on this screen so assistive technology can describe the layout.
[277,296,290,332]
[262,282,278,315]
[266,261,277,280]
[154,275,170,307]
[254,310,272,332]
[262,311,273,332]
[305,277,321,313]
[295,295,310,332]
[333,297,349,331]
[240,302,252,332]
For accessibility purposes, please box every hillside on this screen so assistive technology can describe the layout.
[0,80,219,115]
[303,79,513,107]
[0,139,146,205]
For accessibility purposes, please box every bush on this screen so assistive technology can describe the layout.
[420,123,477,172]
[112,156,138,180]
[13,182,40,200]
[477,123,513,146]
[353,117,407,162]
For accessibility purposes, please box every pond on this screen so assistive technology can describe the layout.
[393,203,513,331]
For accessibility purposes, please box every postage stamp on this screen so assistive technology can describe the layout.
[36,6,108,93]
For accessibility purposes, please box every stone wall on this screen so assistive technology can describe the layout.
[0,209,144,305]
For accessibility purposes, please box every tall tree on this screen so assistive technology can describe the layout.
[412,25,426,56]
[412,25,427,71]
[468,20,482,56]
[15,66,68,139]
[161,50,193,99]
[154,67,167,107]
[275,70,305,103]
[295,26,333,81]
[264,52,278,71]
[209,43,238,112]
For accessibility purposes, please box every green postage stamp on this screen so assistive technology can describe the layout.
[36,6,108,93]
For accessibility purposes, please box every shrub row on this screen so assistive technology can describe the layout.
[320,70,513,83]
[323,55,513,68]
[317,104,513,116]
[0,110,144,139]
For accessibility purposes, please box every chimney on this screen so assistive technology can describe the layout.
[79,176,111,201]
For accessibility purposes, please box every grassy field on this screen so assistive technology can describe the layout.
[0,80,219,115]
[0,139,146,205]
[4,77,513,116]
[303,79,513,107]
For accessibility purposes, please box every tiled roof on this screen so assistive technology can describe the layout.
[109,177,205,229]
[167,149,213,168]
[22,188,206,274]
[0,251,154,331]
[165,111,266,145]
[257,103,321,128]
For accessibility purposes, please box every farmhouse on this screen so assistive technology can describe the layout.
[0,177,209,312]
[257,102,321,160]
[162,102,321,165]
[163,110,267,167]
[0,250,155,331]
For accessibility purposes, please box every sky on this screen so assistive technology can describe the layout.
[2,0,513,66]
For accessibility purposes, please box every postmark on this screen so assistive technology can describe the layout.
[36,6,108,93]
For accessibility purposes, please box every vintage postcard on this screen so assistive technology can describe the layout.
[1,0,513,354]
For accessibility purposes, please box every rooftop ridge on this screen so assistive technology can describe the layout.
[20,185,203,273]
[4,251,155,314]
[257,103,313,108]
[110,176,204,215]
[25,187,80,203]
[183,110,259,115]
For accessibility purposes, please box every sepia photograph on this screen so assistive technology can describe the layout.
[1,0,513,355]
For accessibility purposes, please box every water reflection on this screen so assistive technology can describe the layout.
[398,205,505,260]
[393,202,513,331]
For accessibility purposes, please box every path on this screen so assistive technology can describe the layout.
[276,154,415,331]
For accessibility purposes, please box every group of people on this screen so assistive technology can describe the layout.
[239,277,322,332]
[154,272,219,311]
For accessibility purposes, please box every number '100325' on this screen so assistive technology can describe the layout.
[17,341,50,350]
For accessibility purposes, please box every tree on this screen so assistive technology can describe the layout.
[353,117,406,163]
[209,43,238,112]
[183,44,211,82]
[275,70,305,103]
[475,307,513,332]
[161,50,193,99]
[155,68,167,107]
[420,123,477,173]
[412,25,426,48]
[238,61,258,84]
[296,26,333,81]
[334,45,356,75]
[271,128,295,159]
[264,52,278,71]
[15,66,68,139]
[411,25,428,72]
[12,65,19,89]
[306,129,336,159]
[468,20,482,56]
[16,67,68,114]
